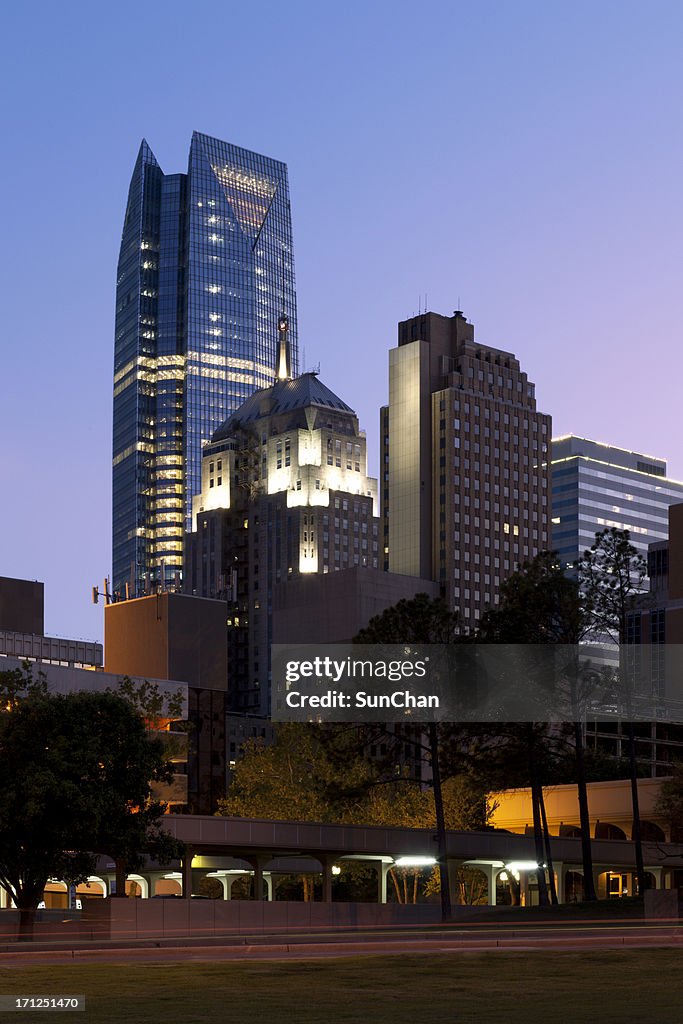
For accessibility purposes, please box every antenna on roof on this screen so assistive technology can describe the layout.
[276,246,292,380]
[276,312,292,380]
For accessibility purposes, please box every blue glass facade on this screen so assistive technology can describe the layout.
[551,436,683,568]
[113,133,297,597]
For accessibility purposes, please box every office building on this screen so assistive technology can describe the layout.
[272,567,440,645]
[551,436,683,567]
[638,502,683,644]
[104,592,229,812]
[113,132,298,598]
[0,576,44,635]
[381,309,551,627]
[575,503,683,778]
[185,358,381,715]
[0,575,101,670]
[0,577,185,808]
[588,502,683,778]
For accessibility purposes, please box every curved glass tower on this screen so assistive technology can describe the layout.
[112,132,298,597]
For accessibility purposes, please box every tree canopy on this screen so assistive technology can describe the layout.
[0,666,181,932]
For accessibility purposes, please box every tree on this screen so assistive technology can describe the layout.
[579,527,649,895]
[655,763,683,842]
[355,593,463,922]
[106,676,187,893]
[217,722,377,823]
[0,668,180,937]
[218,722,490,904]
[360,774,491,905]
[479,552,598,902]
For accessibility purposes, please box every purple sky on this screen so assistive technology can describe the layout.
[1,1,682,643]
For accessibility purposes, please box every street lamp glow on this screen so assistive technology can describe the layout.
[394,856,437,867]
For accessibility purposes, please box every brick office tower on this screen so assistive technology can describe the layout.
[381,310,552,629]
[185,319,380,715]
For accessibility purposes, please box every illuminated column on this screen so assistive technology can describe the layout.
[377,861,390,904]
[485,865,498,907]
[519,871,530,907]
[206,872,229,900]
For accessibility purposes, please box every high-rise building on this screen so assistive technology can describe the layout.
[381,310,551,627]
[184,366,380,715]
[551,440,683,776]
[550,436,683,568]
[104,591,229,812]
[112,132,298,597]
[584,503,683,778]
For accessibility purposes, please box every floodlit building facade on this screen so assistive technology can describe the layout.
[381,310,551,627]
[112,132,298,598]
[185,360,380,715]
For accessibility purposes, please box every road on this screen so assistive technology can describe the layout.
[2,922,682,965]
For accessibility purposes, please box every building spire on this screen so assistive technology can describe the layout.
[276,312,292,380]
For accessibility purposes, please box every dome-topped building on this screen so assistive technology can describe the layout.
[211,373,355,440]
[185,360,379,716]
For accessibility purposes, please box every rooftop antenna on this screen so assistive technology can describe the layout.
[276,249,292,380]
[91,577,112,606]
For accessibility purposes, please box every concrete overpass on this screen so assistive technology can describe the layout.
[86,815,683,907]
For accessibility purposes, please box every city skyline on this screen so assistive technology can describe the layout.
[2,1,683,641]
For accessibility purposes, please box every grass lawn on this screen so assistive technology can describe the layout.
[0,951,681,1024]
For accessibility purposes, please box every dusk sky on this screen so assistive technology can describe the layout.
[2,0,682,642]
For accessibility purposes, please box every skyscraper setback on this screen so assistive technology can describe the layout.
[112,132,298,597]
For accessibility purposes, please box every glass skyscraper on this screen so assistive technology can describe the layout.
[113,132,298,597]
[551,435,683,567]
